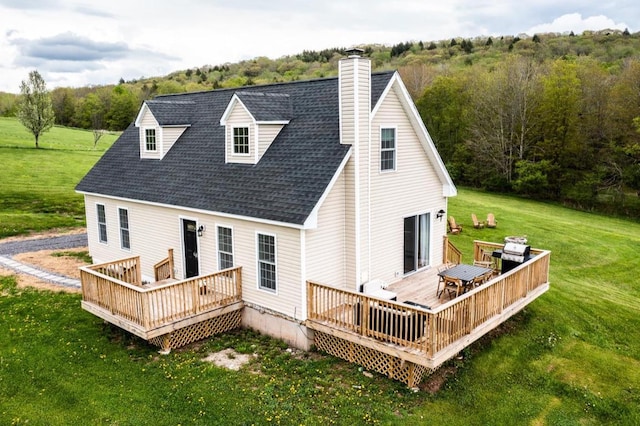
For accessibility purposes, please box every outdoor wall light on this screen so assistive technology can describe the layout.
[197,225,205,237]
[436,209,446,221]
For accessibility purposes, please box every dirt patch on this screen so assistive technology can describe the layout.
[420,365,459,394]
[1,229,88,293]
[13,247,87,280]
[202,348,256,371]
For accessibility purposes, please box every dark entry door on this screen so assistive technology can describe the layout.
[404,216,416,274]
[182,219,199,278]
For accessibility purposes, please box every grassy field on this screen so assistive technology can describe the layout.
[0,117,118,237]
[1,122,639,424]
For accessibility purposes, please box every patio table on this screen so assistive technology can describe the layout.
[438,264,493,288]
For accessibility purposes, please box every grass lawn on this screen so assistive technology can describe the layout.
[0,117,118,237]
[0,122,639,424]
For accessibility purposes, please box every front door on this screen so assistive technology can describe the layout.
[182,219,199,278]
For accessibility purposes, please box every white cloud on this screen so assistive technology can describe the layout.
[527,13,628,35]
[0,1,637,93]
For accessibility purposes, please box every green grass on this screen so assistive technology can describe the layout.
[51,250,93,264]
[0,122,639,424]
[0,117,118,237]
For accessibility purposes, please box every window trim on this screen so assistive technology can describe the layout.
[96,203,107,244]
[118,207,130,251]
[144,127,158,152]
[403,212,431,275]
[256,232,277,294]
[380,126,397,172]
[216,225,234,270]
[232,126,250,156]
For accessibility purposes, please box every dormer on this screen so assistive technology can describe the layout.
[134,100,194,160]
[220,91,292,164]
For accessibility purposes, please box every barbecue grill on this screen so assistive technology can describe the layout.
[492,242,532,273]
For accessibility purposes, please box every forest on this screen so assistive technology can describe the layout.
[2,29,639,218]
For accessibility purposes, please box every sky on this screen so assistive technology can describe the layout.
[0,0,636,93]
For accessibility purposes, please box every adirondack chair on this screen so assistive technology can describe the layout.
[486,213,497,228]
[447,216,463,234]
[471,213,485,228]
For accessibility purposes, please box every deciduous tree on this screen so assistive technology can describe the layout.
[16,70,55,148]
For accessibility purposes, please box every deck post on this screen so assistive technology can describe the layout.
[168,248,174,279]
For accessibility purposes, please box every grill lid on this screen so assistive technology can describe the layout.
[504,242,528,255]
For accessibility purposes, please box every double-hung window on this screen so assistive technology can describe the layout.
[145,128,157,151]
[97,204,107,243]
[380,127,396,171]
[217,226,234,270]
[233,127,249,154]
[257,233,276,292]
[119,208,130,250]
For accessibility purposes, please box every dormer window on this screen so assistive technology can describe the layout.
[145,128,157,152]
[233,127,250,155]
[220,91,292,165]
[134,99,193,160]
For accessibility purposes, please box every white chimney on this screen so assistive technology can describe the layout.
[339,49,372,290]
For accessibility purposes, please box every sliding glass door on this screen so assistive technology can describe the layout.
[403,213,430,274]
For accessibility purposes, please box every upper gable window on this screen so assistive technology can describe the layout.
[233,127,249,155]
[380,127,396,172]
[145,128,157,152]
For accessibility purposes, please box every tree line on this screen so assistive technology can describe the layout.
[416,55,640,217]
[4,29,640,218]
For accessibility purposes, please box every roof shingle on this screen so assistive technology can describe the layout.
[76,71,395,225]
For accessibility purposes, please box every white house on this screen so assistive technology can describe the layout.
[76,50,456,350]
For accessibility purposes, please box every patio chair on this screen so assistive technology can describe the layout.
[471,213,485,229]
[436,264,453,297]
[447,216,463,234]
[443,276,464,299]
[486,213,497,228]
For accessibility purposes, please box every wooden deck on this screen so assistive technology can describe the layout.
[80,256,243,350]
[305,240,551,386]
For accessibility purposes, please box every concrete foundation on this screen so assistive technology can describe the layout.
[241,303,315,350]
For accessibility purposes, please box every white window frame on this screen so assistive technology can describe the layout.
[96,203,107,244]
[118,207,130,250]
[144,127,158,152]
[256,232,277,293]
[216,225,234,270]
[232,126,250,156]
[380,126,397,172]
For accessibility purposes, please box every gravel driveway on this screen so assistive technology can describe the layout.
[0,233,88,288]
[0,233,88,256]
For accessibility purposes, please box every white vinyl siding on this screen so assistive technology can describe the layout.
[257,123,284,160]
[82,195,302,317]
[162,127,188,157]
[368,83,445,282]
[305,172,348,289]
[118,208,130,250]
[96,204,107,244]
[225,105,255,164]
[217,226,234,270]
[257,233,277,292]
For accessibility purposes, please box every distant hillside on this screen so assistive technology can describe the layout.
[3,29,640,219]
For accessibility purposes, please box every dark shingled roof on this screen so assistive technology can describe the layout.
[145,100,195,126]
[76,71,396,225]
[235,91,292,122]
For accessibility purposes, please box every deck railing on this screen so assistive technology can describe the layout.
[443,236,463,265]
[154,248,174,282]
[81,259,242,331]
[307,247,550,360]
